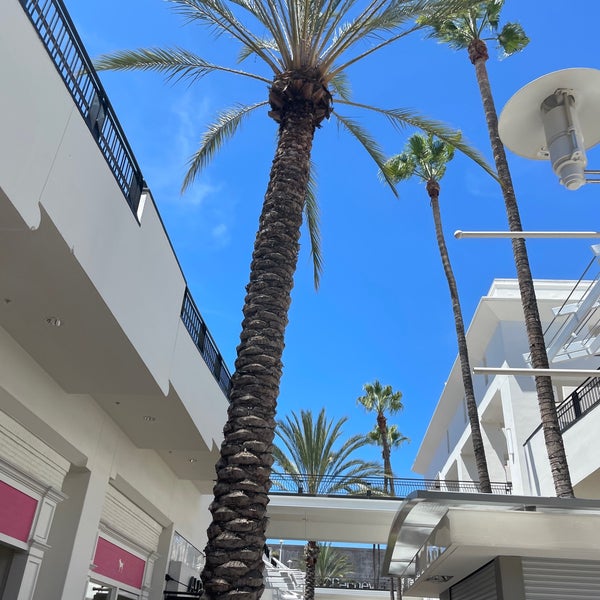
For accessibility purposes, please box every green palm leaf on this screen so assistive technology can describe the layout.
[339,100,497,180]
[273,409,382,495]
[332,111,398,195]
[304,163,324,289]
[182,101,268,191]
[94,47,270,85]
[498,22,529,56]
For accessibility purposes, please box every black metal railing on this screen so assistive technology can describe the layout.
[269,473,512,497]
[556,372,600,432]
[181,288,232,398]
[19,0,144,217]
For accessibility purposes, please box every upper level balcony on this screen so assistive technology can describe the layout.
[0,0,231,486]
[524,371,600,497]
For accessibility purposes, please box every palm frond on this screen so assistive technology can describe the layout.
[182,101,268,192]
[381,152,416,184]
[93,47,271,85]
[237,37,279,62]
[304,163,323,290]
[497,22,529,56]
[339,100,498,181]
[418,15,473,50]
[329,72,352,102]
[166,0,284,72]
[274,409,382,495]
[485,0,504,30]
[332,111,398,196]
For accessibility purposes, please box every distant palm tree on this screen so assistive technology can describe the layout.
[96,1,495,596]
[315,544,353,587]
[273,409,381,600]
[366,424,409,457]
[384,132,492,493]
[357,381,403,495]
[421,0,574,498]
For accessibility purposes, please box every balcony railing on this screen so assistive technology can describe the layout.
[19,0,144,218]
[556,371,600,432]
[269,473,512,497]
[19,0,233,400]
[181,289,232,398]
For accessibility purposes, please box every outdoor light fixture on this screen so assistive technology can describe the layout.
[499,68,600,190]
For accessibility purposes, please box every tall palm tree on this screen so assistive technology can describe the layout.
[357,381,403,495]
[384,132,492,493]
[273,408,381,600]
[95,1,494,598]
[421,1,574,498]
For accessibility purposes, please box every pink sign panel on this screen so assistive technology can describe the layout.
[93,537,146,589]
[0,480,38,542]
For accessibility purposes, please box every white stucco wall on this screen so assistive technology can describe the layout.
[0,324,212,554]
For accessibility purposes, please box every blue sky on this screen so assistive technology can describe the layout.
[68,1,600,479]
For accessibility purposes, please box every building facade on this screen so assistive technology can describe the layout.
[0,1,231,598]
[413,277,600,498]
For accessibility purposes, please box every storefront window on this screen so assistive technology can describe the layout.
[166,533,204,595]
[169,533,204,572]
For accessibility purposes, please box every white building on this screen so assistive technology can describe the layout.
[383,276,600,598]
[413,277,600,498]
[0,1,231,598]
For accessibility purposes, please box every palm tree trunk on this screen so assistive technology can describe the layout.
[202,105,316,600]
[427,179,492,493]
[468,39,574,498]
[305,541,320,600]
[377,412,395,495]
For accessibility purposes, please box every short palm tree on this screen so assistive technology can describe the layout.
[314,544,353,587]
[273,409,381,600]
[421,0,574,498]
[357,381,403,495]
[95,1,495,598]
[366,424,409,458]
[384,132,492,493]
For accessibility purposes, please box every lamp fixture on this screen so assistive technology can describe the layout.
[498,68,600,190]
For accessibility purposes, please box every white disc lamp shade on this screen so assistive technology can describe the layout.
[498,68,600,190]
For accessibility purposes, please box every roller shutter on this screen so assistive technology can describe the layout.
[100,485,162,553]
[450,560,498,600]
[522,557,600,600]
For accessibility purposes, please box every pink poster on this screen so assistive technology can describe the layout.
[0,480,38,542]
[93,537,146,589]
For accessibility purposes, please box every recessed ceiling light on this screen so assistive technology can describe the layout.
[45,317,61,327]
[143,415,156,422]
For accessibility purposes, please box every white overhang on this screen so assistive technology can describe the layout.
[383,491,600,597]
[266,495,403,544]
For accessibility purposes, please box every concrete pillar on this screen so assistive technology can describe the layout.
[34,465,110,600]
